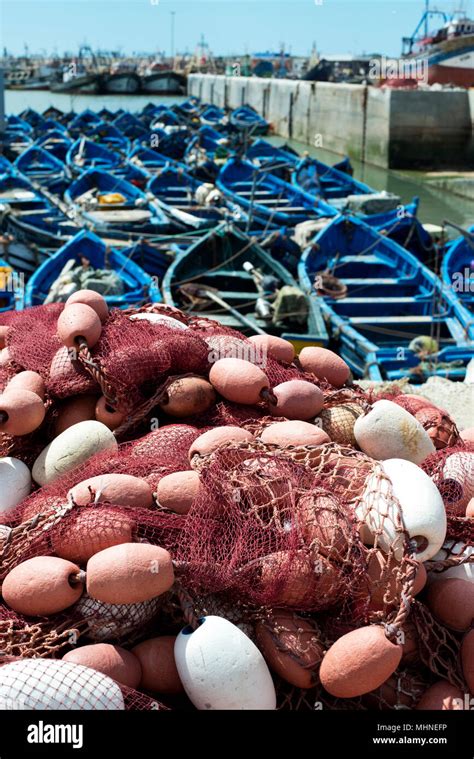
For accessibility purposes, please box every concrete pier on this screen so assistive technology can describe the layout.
[188,74,474,170]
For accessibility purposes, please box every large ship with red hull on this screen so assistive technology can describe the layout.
[402,9,474,88]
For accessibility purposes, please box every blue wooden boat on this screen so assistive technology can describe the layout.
[441,227,474,313]
[128,143,186,174]
[176,97,201,116]
[294,155,373,201]
[43,106,67,122]
[138,107,162,129]
[24,229,160,308]
[19,108,46,130]
[217,157,336,227]
[35,129,73,162]
[66,139,149,188]
[229,106,269,135]
[141,102,162,117]
[298,215,474,382]
[200,105,227,127]
[2,127,33,160]
[6,115,33,135]
[246,139,371,200]
[97,107,116,122]
[190,126,230,155]
[245,143,431,260]
[14,146,70,193]
[184,126,231,181]
[67,138,122,174]
[147,166,248,230]
[119,239,175,288]
[87,122,130,153]
[246,139,299,176]
[4,205,80,250]
[64,168,170,235]
[163,222,328,349]
[68,110,102,137]
[0,172,46,209]
[146,126,189,160]
[361,198,435,263]
[34,118,68,137]
[113,113,149,141]
[150,108,181,130]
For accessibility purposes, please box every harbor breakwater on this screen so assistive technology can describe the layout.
[188,74,474,171]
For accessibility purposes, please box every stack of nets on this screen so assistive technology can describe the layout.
[0,302,472,710]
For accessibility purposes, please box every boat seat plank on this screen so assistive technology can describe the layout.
[340,278,410,285]
[349,315,437,324]
[339,297,422,304]
[216,291,259,301]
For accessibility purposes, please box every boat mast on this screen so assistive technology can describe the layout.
[424,0,429,37]
[0,64,4,136]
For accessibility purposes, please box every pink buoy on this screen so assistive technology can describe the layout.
[0,389,45,436]
[7,371,45,400]
[95,396,126,430]
[57,303,102,349]
[66,290,109,323]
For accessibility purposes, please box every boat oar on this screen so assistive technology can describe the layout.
[443,219,474,249]
[181,283,266,335]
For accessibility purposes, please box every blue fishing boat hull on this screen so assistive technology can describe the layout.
[24,229,160,308]
[67,138,123,174]
[65,168,171,235]
[14,146,70,194]
[441,227,474,328]
[128,143,187,174]
[4,206,80,249]
[294,156,373,200]
[299,215,473,382]
[229,106,269,135]
[200,105,227,127]
[163,222,329,347]
[35,129,73,162]
[147,167,248,230]
[0,172,46,210]
[217,157,336,227]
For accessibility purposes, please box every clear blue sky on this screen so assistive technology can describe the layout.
[2,0,472,58]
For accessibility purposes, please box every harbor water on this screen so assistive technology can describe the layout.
[5,89,474,231]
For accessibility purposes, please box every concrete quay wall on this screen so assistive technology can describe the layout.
[188,74,473,170]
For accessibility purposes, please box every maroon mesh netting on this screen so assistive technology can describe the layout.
[121,685,170,711]
[410,600,467,691]
[445,516,474,545]
[181,400,267,429]
[0,424,202,579]
[422,442,474,517]
[0,604,83,658]
[167,444,416,622]
[4,303,64,376]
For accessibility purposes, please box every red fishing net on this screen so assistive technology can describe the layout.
[422,442,474,518]
[0,299,469,712]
